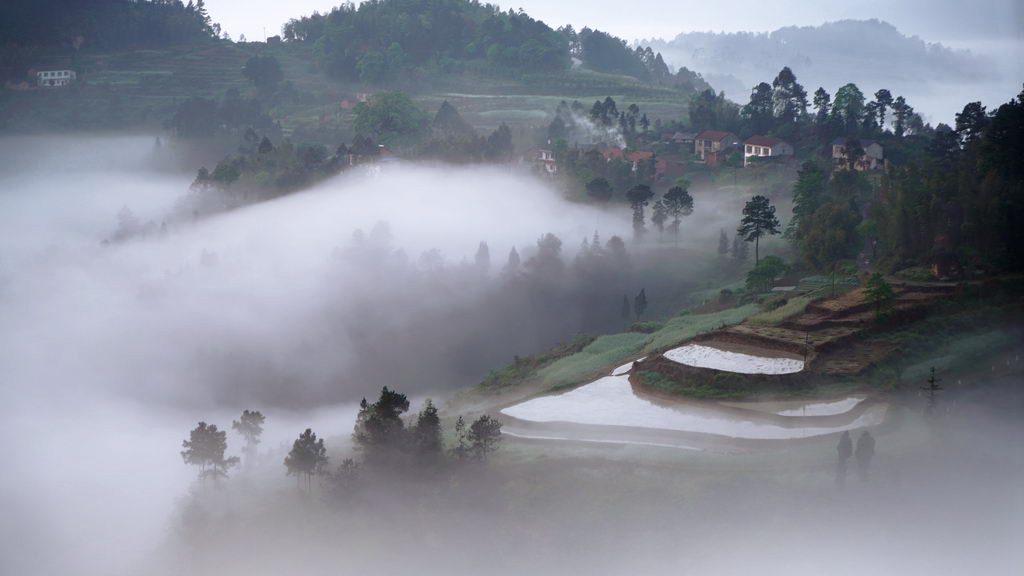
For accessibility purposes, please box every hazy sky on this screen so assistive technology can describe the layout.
[207,0,1023,47]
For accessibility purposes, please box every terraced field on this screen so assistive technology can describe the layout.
[645,277,960,379]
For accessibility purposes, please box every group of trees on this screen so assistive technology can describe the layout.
[353,387,502,470]
[870,88,1024,274]
[280,0,691,87]
[282,0,568,82]
[182,397,504,492]
[180,409,266,484]
[623,180,695,243]
[168,89,279,140]
[178,95,518,215]
[688,65,926,154]
[0,0,218,57]
[786,162,870,270]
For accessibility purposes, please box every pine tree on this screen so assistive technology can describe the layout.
[231,409,265,465]
[468,415,502,460]
[633,288,648,319]
[182,422,238,484]
[651,200,668,234]
[718,228,729,256]
[474,241,490,272]
[663,183,694,247]
[413,399,443,459]
[284,428,327,491]
[737,195,781,265]
[863,272,896,319]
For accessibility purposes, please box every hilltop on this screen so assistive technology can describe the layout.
[0,0,706,140]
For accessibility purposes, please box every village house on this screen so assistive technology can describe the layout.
[831,138,884,171]
[742,135,794,167]
[626,150,653,172]
[531,148,558,175]
[36,69,76,87]
[694,130,740,167]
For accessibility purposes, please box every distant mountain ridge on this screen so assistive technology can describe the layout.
[642,19,998,119]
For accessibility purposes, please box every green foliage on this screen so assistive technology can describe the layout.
[738,195,781,264]
[467,415,502,460]
[786,161,827,241]
[413,399,443,459]
[284,428,328,490]
[577,28,664,81]
[181,422,238,482]
[689,89,741,133]
[748,295,814,326]
[874,87,1024,272]
[634,288,648,319]
[352,91,428,148]
[832,83,866,134]
[242,55,283,93]
[663,184,694,246]
[479,334,597,390]
[585,177,614,203]
[538,332,651,387]
[354,387,410,452]
[627,184,654,238]
[231,409,265,462]
[286,0,568,81]
[863,273,896,318]
[643,304,760,353]
[636,369,751,399]
[800,200,862,269]
[0,0,217,58]
[745,255,788,293]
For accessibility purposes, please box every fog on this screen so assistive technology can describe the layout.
[646,19,1024,123]
[0,134,719,575]
[2,135,1020,576]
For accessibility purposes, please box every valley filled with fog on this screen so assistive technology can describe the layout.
[1,135,1021,576]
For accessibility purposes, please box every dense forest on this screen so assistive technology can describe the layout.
[0,0,217,49]
[0,0,218,82]
[280,0,681,84]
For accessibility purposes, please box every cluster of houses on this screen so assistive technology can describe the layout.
[530,129,884,177]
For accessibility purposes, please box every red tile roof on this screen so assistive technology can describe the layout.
[626,150,653,162]
[602,147,624,160]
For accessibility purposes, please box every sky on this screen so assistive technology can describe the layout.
[206,0,1023,46]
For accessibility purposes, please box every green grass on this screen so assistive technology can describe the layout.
[533,304,761,389]
[538,332,651,387]
[748,295,814,326]
[642,304,760,353]
[478,333,597,391]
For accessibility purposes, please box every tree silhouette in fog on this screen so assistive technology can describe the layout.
[232,409,265,465]
[663,183,694,247]
[413,399,443,462]
[181,422,238,484]
[353,386,410,465]
[634,288,648,319]
[737,195,780,265]
[468,415,503,461]
[285,428,327,491]
[854,430,875,481]
[626,184,654,240]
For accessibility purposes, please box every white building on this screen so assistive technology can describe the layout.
[743,135,794,167]
[37,70,76,87]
